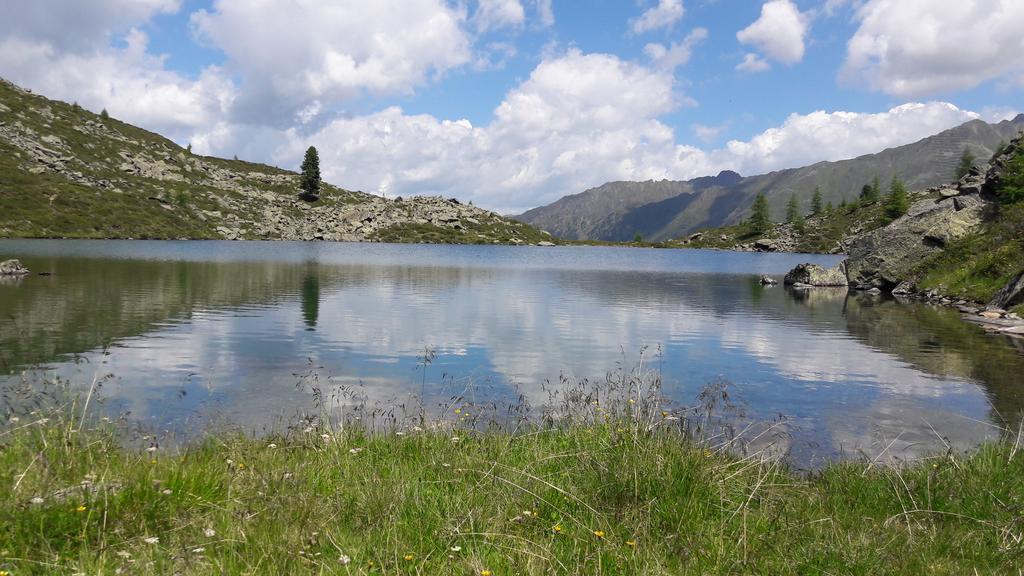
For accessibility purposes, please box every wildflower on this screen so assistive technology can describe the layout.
[226,459,234,465]
[454,408,461,414]
[204,528,216,537]
[626,540,637,547]
[395,431,405,436]
[237,463,246,470]
[593,530,605,539]
[628,399,635,404]
[146,446,157,453]
[553,524,563,533]
[339,554,351,565]
[303,426,314,433]
[9,416,18,423]
[150,459,157,465]
[30,496,44,505]
[267,443,277,449]
[192,547,205,554]
[76,505,87,512]
[321,434,331,441]
[0,570,9,576]
[413,426,423,432]
[481,571,492,576]
[404,553,414,561]
[349,447,362,455]
[368,560,375,567]
[450,545,461,552]
[115,550,131,558]
[661,411,668,417]
[143,536,159,544]
[451,437,461,444]
[161,489,173,495]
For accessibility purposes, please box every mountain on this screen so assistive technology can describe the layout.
[517,115,1024,241]
[0,79,552,245]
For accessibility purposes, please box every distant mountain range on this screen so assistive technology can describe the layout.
[516,115,1024,241]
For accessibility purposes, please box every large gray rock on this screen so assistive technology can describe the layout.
[0,259,30,275]
[989,271,1024,310]
[844,194,993,289]
[783,262,848,287]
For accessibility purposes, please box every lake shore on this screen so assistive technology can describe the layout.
[2,406,1022,575]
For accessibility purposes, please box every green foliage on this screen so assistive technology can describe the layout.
[998,145,1024,205]
[186,143,192,154]
[99,108,109,120]
[860,176,881,204]
[884,176,910,221]
[300,146,321,200]
[956,147,976,180]
[785,194,800,223]
[633,232,643,243]
[748,193,771,234]
[825,201,835,215]
[811,186,824,215]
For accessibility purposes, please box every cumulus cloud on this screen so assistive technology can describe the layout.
[0,0,180,51]
[716,102,980,175]
[473,0,526,32]
[0,30,233,144]
[630,0,685,34]
[644,27,708,71]
[736,53,770,73]
[532,0,555,26]
[190,0,472,123]
[841,0,1024,97]
[736,0,808,69]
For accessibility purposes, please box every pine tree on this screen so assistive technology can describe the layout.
[99,108,109,120]
[786,194,800,223]
[186,143,192,154]
[998,146,1024,204]
[884,176,910,220]
[633,232,643,243]
[811,186,824,215]
[861,177,881,204]
[749,193,771,234]
[300,146,321,201]
[956,147,976,179]
[825,201,834,215]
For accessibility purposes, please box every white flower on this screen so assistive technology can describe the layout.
[145,446,157,453]
[10,416,19,423]
[395,431,405,436]
[348,447,363,455]
[413,426,423,432]
[321,434,332,441]
[143,536,159,544]
[204,528,216,538]
[450,545,461,552]
[30,496,44,505]
[339,554,351,565]
[192,547,205,554]
[267,443,277,449]
[450,437,461,443]
[303,426,314,433]
[161,489,173,495]
[115,550,131,558]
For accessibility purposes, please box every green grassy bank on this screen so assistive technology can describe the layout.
[2,408,1022,575]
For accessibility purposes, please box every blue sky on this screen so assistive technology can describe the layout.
[0,0,1021,212]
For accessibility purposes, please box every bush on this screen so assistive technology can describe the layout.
[999,146,1024,205]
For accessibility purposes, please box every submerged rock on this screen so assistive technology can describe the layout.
[759,275,778,286]
[0,259,30,276]
[783,263,847,287]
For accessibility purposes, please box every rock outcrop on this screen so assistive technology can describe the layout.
[989,271,1024,310]
[783,263,847,287]
[0,259,30,275]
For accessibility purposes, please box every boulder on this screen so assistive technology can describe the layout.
[537,241,556,247]
[754,239,776,252]
[891,280,915,296]
[759,275,778,286]
[988,271,1024,310]
[844,194,993,289]
[783,263,848,287]
[0,259,30,276]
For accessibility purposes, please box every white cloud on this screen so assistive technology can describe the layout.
[736,52,770,72]
[736,0,808,69]
[0,0,180,52]
[692,122,728,143]
[841,0,1024,97]
[0,31,234,144]
[532,0,555,26]
[473,0,526,32]
[716,102,980,176]
[630,0,685,35]
[644,27,708,71]
[190,0,472,122]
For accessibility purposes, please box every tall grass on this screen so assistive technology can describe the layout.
[1,360,1022,575]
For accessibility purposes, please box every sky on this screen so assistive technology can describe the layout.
[0,0,1021,214]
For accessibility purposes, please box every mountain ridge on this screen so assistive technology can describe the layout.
[517,115,1024,241]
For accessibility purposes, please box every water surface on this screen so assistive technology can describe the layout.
[2,240,1022,467]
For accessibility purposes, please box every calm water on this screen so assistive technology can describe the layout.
[2,240,1023,466]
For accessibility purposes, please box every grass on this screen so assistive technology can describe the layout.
[916,199,1024,304]
[2,379,1023,575]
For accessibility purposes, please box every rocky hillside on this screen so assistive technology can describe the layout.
[518,115,1024,241]
[0,79,553,245]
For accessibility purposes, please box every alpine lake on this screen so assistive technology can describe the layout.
[2,239,1022,469]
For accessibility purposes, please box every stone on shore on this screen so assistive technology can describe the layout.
[0,259,30,276]
[783,263,848,287]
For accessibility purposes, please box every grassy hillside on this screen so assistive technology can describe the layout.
[0,79,554,245]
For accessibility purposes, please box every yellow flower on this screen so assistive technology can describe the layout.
[76,505,87,513]
[626,540,637,547]
[404,553,414,561]
[237,463,246,470]
[593,530,605,539]
[553,524,563,533]
[481,571,492,576]
[150,459,157,465]
[628,399,635,404]
[661,411,668,417]
[0,570,9,576]
[454,408,461,414]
